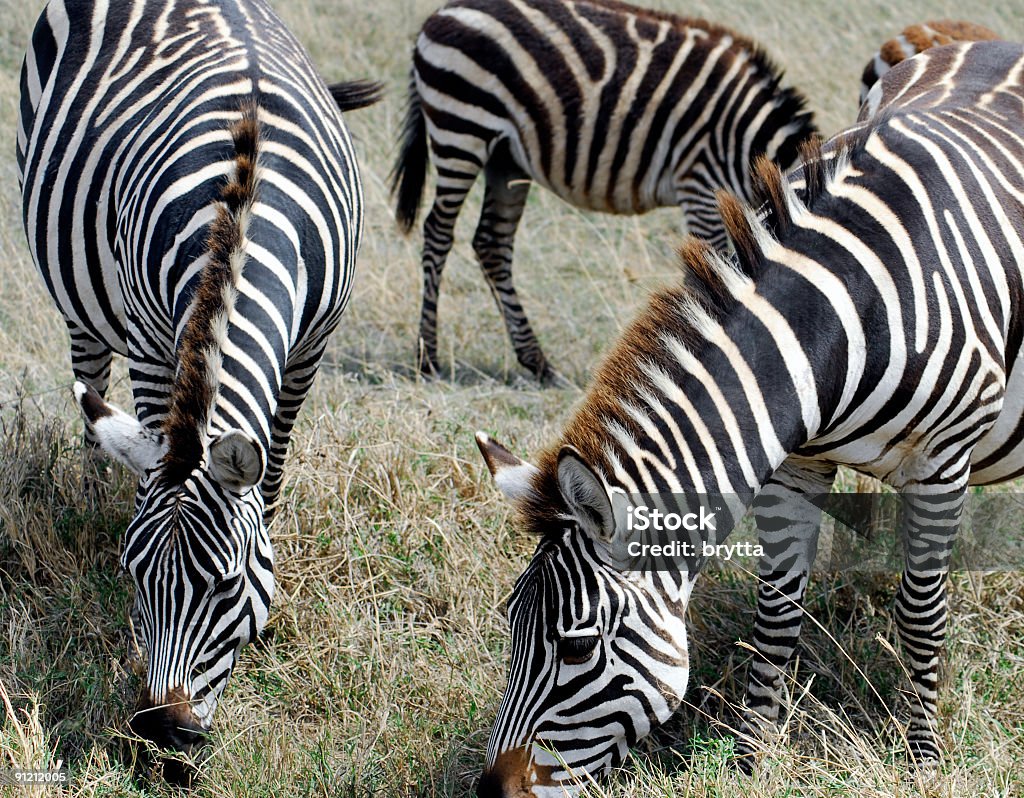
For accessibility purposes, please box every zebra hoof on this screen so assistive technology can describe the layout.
[537,366,573,389]
[418,355,442,381]
[907,739,941,770]
[731,750,757,776]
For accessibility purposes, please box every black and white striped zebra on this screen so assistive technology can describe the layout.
[17,0,376,774]
[475,40,1024,796]
[394,0,815,384]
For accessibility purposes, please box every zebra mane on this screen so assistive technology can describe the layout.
[581,0,812,137]
[162,105,261,484]
[577,0,783,72]
[563,1,814,175]
[518,124,877,536]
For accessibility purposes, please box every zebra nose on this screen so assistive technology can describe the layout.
[477,745,552,798]
[130,687,209,786]
[130,686,209,757]
[476,769,508,798]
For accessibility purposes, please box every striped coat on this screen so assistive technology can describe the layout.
[858,19,999,108]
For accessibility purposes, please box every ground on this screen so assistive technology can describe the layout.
[0,0,1022,796]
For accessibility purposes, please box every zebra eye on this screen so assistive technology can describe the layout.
[212,571,243,593]
[557,634,599,665]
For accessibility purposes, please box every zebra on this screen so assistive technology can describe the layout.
[858,19,999,108]
[393,0,815,384]
[17,0,377,777]
[474,40,1024,796]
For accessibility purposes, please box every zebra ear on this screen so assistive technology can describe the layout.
[208,430,265,491]
[556,447,615,541]
[73,381,167,475]
[476,432,540,505]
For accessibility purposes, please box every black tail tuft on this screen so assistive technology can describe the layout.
[390,72,428,234]
[328,79,384,112]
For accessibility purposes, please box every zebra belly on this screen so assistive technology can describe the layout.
[968,358,1024,484]
[808,360,1024,487]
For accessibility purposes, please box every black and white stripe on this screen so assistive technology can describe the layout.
[476,40,1024,796]
[18,0,373,767]
[394,0,815,383]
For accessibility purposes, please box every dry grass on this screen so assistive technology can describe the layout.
[1,0,1023,796]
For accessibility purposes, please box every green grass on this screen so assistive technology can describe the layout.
[2,0,1024,796]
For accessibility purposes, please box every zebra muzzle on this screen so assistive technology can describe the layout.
[129,686,210,785]
[477,744,558,798]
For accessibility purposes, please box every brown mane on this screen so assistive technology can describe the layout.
[570,0,800,94]
[881,20,1000,69]
[161,106,261,483]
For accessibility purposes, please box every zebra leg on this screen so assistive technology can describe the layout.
[734,460,835,772]
[895,486,962,764]
[418,161,481,378]
[678,183,730,253]
[474,163,561,385]
[68,323,113,448]
[261,341,328,519]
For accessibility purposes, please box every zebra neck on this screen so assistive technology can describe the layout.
[201,219,295,458]
[550,260,850,541]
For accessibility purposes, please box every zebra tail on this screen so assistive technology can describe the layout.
[328,79,384,112]
[390,72,428,234]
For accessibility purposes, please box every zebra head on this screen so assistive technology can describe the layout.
[476,434,691,797]
[74,382,273,765]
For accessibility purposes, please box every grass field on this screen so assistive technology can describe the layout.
[2,0,1024,796]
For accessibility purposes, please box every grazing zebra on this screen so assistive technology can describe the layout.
[475,40,1024,796]
[17,0,376,776]
[394,0,815,384]
[858,19,999,108]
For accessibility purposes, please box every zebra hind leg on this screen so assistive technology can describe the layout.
[473,160,563,386]
[418,158,481,379]
[734,462,834,772]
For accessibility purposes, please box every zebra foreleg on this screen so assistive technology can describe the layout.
[894,487,961,765]
[261,342,328,519]
[734,462,835,772]
[68,324,113,450]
